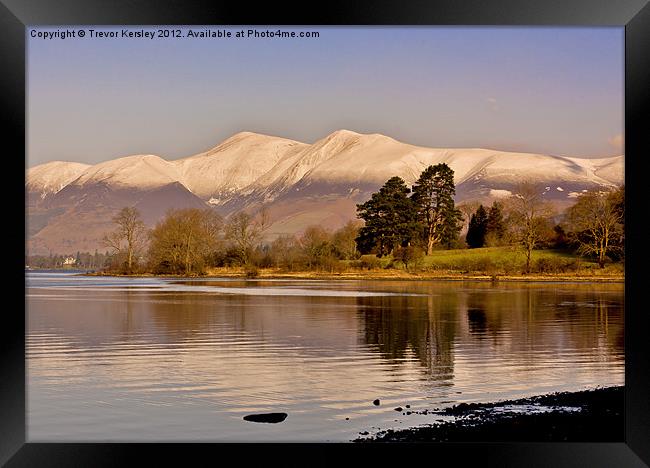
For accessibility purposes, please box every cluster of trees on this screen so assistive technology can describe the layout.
[101,205,364,275]
[461,183,555,273]
[466,202,506,249]
[356,164,462,257]
[357,164,624,271]
[102,207,235,274]
[461,183,624,270]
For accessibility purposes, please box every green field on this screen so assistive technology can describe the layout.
[361,246,623,276]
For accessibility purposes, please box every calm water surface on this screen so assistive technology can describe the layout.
[26,272,624,441]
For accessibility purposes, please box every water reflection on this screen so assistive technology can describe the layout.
[360,294,457,383]
[26,274,624,441]
[467,308,487,336]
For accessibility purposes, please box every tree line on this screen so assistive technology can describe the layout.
[26,250,112,270]
[99,163,624,275]
[100,206,364,275]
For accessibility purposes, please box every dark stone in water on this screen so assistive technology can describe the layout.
[405,405,410,409]
[394,407,403,412]
[373,399,381,406]
[243,413,288,423]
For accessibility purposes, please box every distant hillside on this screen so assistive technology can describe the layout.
[26,130,624,254]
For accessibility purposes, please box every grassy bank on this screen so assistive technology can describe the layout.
[84,247,623,282]
[209,247,623,281]
[375,246,621,274]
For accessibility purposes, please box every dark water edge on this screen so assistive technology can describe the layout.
[355,386,623,442]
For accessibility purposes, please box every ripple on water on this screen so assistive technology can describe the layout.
[26,273,624,441]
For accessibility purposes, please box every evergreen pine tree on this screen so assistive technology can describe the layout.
[411,163,462,254]
[466,204,488,248]
[486,201,506,244]
[356,176,419,256]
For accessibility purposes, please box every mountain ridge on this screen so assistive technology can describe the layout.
[26,130,624,255]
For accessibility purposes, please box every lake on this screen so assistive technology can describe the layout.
[26,271,624,442]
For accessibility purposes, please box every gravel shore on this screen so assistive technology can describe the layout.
[355,386,624,442]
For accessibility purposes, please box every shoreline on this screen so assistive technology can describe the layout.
[355,386,624,442]
[76,269,625,283]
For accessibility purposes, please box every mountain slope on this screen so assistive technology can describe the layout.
[27,155,208,255]
[173,132,308,201]
[70,154,186,189]
[214,131,623,237]
[27,161,91,200]
[26,130,624,254]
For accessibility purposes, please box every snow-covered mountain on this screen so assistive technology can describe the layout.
[27,161,91,200]
[26,130,624,254]
[71,154,186,190]
[174,131,308,201]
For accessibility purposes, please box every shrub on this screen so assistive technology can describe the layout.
[393,246,425,271]
[534,257,580,274]
[351,255,382,270]
[244,265,260,278]
[319,256,347,273]
[254,252,274,269]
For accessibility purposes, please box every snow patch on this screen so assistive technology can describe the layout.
[489,189,512,198]
[27,161,91,196]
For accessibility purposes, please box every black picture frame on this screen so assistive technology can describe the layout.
[4,1,649,466]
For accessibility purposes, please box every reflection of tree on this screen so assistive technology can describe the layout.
[358,284,624,384]
[30,280,624,371]
[144,288,250,341]
[459,286,624,360]
[467,308,487,336]
[143,283,362,354]
[359,294,457,380]
[462,290,507,345]
[549,290,624,355]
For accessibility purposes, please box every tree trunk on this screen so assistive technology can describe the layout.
[598,238,605,268]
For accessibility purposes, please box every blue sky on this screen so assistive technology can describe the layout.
[27,26,623,166]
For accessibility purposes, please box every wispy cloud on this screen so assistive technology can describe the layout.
[486,97,499,111]
[607,133,624,151]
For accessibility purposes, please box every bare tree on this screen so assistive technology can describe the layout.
[224,207,269,265]
[332,220,362,260]
[505,182,554,273]
[299,225,333,269]
[270,235,303,270]
[147,208,223,275]
[102,206,147,272]
[566,188,623,268]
